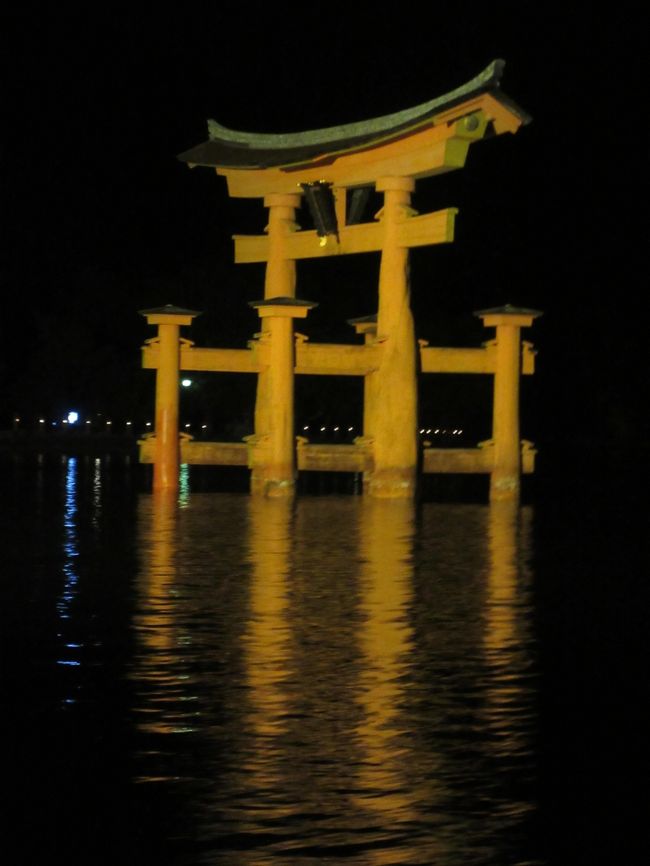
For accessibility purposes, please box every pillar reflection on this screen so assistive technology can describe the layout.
[484,501,519,657]
[236,495,296,834]
[352,499,436,863]
[482,500,536,765]
[131,492,198,740]
[239,497,370,843]
[243,497,293,742]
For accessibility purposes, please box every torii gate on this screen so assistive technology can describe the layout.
[139,60,541,500]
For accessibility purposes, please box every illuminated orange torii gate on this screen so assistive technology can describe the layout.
[139,60,540,501]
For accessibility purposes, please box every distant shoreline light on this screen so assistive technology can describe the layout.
[10,416,463,437]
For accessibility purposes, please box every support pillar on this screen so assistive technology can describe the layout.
[369,177,418,498]
[263,193,301,300]
[349,315,378,491]
[140,305,200,493]
[254,194,302,475]
[476,305,542,502]
[249,297,316,497]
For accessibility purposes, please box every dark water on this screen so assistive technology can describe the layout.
[1,455,642,865]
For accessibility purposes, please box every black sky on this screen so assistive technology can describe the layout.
[0,6,644,457]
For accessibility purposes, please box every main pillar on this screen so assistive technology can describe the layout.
[349,315,378,491]
[476,305,541,501]
[369,177,418,498]
[249,297,316,497]
[253,194,302,474]
[140,305,200,492]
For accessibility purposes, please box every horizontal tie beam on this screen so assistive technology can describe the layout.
[421,344,535,374]
[142,340,535,376]
[142,344,259,373]
[296,342,379,375]
[138,441,536,474]
[234,208,457,264]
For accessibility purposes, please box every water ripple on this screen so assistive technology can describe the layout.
[126,495,541,865]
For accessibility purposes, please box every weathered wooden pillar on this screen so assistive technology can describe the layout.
[263,194,301,299]
[369,177,418,498]
[349,314,378,490]
[254,194,302,451]
[249,297,316,497]
[476,305,541,501]
[140,305,199,493]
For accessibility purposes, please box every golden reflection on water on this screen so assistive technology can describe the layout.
[352,499,442,864]
[242,497,293,798]
[240,497,366,839]
[131,491,192,740]
[354,500,416,857]
[482,502,536,768]
[484,501,520,655]
[131,493,537,864]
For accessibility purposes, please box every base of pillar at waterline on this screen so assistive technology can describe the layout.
[250,471,297,498]
[489,473,521,502]
[366,467,417,499]
[152,464,180,493]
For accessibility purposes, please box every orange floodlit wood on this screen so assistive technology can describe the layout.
[233,207,457,263]
[140,61,538,500]
[139,306,200,492]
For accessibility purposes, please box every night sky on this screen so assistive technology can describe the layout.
[1,7,644,467]
[2,15,644,862]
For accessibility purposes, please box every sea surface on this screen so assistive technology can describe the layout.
[1,453,642,865]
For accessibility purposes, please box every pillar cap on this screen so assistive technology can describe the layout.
[139,304,201,326]
[249,296,318,319]
[376,177,416,193]
[474,303,542,328]
[263,192,302,208]
[347,314,377,325]
[474,303,542,318]
[347,313,377,335]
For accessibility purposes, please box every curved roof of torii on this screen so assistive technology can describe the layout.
[178,59,530,171]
